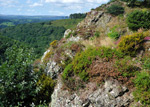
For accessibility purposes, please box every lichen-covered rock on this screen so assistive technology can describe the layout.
[79,10,111,29]
[50,78,133,107]
[45,60,62,79]
[41,49,50,63]
[67,36,82,42]
[64,29,72,38]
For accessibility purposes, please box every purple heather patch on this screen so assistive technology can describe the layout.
[144,37,150,40]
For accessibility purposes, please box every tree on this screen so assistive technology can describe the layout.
[70,13,86,19]
[0,43,39,106]
[127,10,150,31]
[106,5,125,16]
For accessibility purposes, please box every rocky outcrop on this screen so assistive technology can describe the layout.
[50,78,133,107]
[45,60,62,79]
[64,29,72,38]
[79,10,111,30]
[45,2,137,107]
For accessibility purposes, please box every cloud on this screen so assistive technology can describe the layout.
[0,0,18,7]
[26,0,32,4]
[49,10,65,15]
[45,0,109,4]
[27,9,35,12]
[44,0,109,11]
[30,2,43,7]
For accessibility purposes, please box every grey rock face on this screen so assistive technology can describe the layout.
[50,79,133,107]
[46,60,62,79]
[79,10,111,29]
[67,36,82,42]
[64,29,72,38]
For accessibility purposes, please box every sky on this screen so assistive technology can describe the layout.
[0,0,109,16]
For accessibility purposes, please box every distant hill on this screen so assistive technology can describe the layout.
[0,15,69,28]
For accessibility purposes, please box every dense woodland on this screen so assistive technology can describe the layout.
[0,18,82,58]
[1,22,66,57]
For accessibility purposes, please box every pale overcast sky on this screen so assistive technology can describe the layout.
[0,0,109,16]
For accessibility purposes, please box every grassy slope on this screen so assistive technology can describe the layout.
[50,19,83,29]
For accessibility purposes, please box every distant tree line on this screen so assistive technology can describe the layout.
[69,13,86,19]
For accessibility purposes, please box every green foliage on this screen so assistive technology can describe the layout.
[0,22,66,57]
[115,56,138,77]
[133,71,150,105]
[118,32,146,56]
[62,47,124,81]
[51,19,83,29]
[94,31,100,38]
[142,55,150,70]
[0,43,38,106]
[0,43,55,106]
[34,74,55,105]
[128,0,136,7]
[62,64,73,79]
[106,4,125,16]
[69,13,86,19]
[0,35,14,64]
[127,10,150,31]
[107,26,120,39]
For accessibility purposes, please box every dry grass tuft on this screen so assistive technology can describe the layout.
[81,36,115,49]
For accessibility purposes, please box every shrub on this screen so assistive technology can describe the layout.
[34,74,55,105]
[94,31,100,38]
[118,32,146,56]
[127,10,150,31]
[133,71,150,105]
[106,5,125,16]
[50,40,58,48]
[62,64,73,79]
[142,54,150,70]
[107,26,120,39]
[0,44,38,106]
[115,56,139,78]
[62,47,124,82]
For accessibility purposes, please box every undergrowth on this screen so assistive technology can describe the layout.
[62,47,125,90]
[133,71,150,106]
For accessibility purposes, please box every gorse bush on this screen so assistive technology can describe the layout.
[50,40,58,48]
[133,71,150,105]
[127,10,150,31]
[118,32,146,56]
[106,5,125,16]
